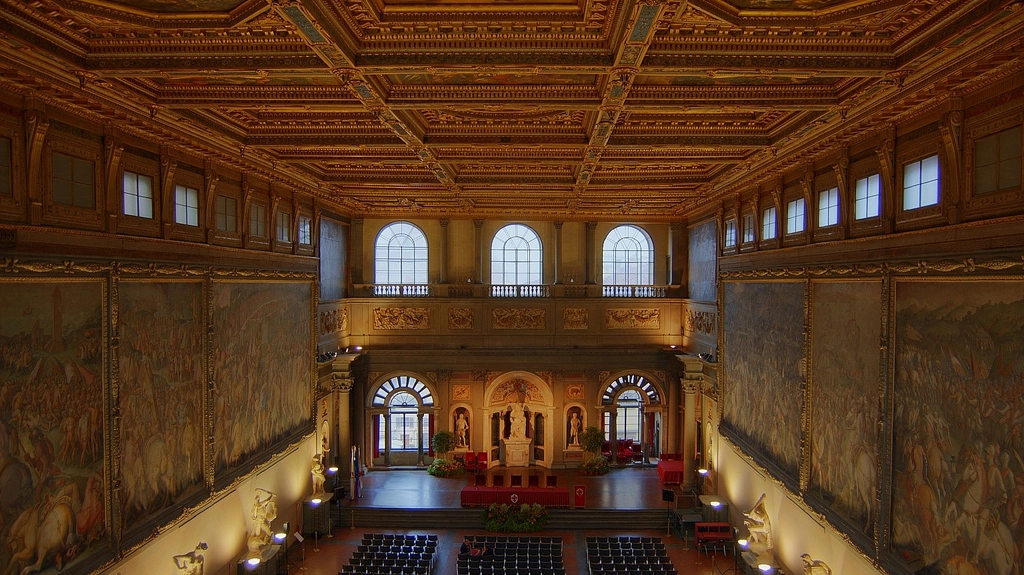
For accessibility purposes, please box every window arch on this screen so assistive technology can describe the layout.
[603,225,654,285]
[490,224,542,285]
[372,374,433,407]
[374,221,427,284]
[602,373,661,404]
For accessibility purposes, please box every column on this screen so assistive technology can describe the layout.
[584,222,598,284]
[553,221,563,284]
[384,411,391,467]
[334,375,354,479]
[474,219,484,284]
[351,218,364,285]
[666,372,680,455]
[608,409,618,464]
[682,380,698,489]
[439,218,450,284]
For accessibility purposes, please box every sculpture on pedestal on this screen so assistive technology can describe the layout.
[247,488,277,557]
[507,402,527,440]
[311,453,326,496]
[568,410,581,447]
[455,410,469,448]
[801,554,832,575]
[743,493,774,562]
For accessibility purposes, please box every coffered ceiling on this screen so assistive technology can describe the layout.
[1,0,1022,220]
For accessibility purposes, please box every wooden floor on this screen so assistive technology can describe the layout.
[279,466,739,575]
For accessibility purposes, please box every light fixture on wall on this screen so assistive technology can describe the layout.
[758,564,773,572]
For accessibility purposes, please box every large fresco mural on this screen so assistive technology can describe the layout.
[688,219,717,303]
[891,280,1024,574]
[0,280,108,574]
[722,280,804,482]
[211,281,312,476]
[808,280,881,539]
[117,281,206,535]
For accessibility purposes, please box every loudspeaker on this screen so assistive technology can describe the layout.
[662,489,675,502]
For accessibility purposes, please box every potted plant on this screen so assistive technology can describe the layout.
[427,431,464,477]
[578,426,610,475]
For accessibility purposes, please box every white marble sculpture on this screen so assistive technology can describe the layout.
[801,554,833,575]
[247,488,278,556]
[743,493,774,562]
[173,542,207,575]
[311,453,326,495]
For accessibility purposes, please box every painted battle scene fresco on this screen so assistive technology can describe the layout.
[118,281,206,535]
[892,280,1024,574]
[211,281,312,477]
[722,281,804,482]
[687,219,717,303]
[0,281,107,574]
[808,280,881,540]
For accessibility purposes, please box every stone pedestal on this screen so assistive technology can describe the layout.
[503,439,532,467]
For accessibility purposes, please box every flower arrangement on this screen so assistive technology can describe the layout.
[578,454,611,476]
[484,503,549,532]
[426,458,465,478]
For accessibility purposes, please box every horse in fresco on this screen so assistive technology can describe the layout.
[0,421,33,541]
[4,485,79,575]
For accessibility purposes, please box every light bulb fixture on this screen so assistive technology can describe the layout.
[698,468,709,476]
[353,346,362,351]
[311,497,322,505]
[710,501,721,508]
[758,564,773,572]
[273,532,286,543]
[328,466,338,474]
[737,538,748,548]
[246,557,262,567]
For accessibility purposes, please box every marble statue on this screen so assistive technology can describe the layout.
[569,411,581,446]
[743,493,773,560]
[173,542,207,575]
[247,488,278,555]
[455,412,469,447]
[311,453,326,495]
[801,554,832,575]
[508,403,527,440]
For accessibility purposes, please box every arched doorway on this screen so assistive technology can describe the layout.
[600,373,663,464]
[368,374,434,467]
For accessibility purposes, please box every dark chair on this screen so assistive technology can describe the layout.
[545,475,557,487]
[492,475,504,487]
[528,475,540,487]
[475,473,487,486]
[510,474,522,487]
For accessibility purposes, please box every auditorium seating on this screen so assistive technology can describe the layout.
[340,533,438,574]
[457,535,565,575]
[585,536,677,575]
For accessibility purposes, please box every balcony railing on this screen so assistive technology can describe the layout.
[490,284,551,298]
[373,284,431,297]
[602,285,666,298]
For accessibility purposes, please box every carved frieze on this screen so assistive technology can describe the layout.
[491,378,542,406]
[605,308,660,329]
[492,308,546,330]
[563,308,589,330]
[448,307,473,330]
[319,307,348,335]
[685,310,716,335]
[372,307,429,330]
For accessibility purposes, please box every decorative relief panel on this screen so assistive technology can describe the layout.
[605,308,660,329]
[373,307,429,330]
[563,308,589,330]
[492,308,546,330]
[453,384,471,401]
[490,378,542,405]
[319,306,348,335]
[685,310,716,335]
[565,383,585,400]
[448,307,473,330]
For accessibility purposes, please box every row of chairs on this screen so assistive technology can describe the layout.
[462,451,489,471]
[586,536,676,575]
[342,533,438,575]
[468,536,562,544]
[457,568,565,575]
[472,474,559,487]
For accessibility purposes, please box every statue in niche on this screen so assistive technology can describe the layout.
[568,410,581,447]
[311,453,326,495]
[173,542,207,575]
[743,493,773,561]
[247,488,278,556]
[507,403,528,440]
[455,410,470,448]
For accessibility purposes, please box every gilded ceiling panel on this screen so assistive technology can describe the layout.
[112,0,250,12]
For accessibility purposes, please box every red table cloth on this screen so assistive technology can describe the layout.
[460,486,570,508]
[657,460,684,484]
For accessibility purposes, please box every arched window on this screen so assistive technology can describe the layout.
[388,392,421,451]
[372,375,434,456]
[375,221,427,284]
[490,224,542,285]
[602,225,654,285]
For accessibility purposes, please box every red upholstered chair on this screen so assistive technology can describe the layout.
[475,473,487,486]
[528,475,540,487]
[465,451,477,472]
[477,451,488,470]
[546,475,558,487]
[492,475,504,487]
[510,474,522,487]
